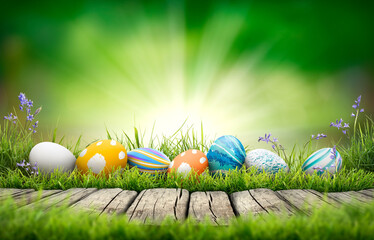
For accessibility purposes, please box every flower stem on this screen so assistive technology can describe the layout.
[353,109,359,139]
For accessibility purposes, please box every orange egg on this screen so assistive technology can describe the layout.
[167,149,208,177]
[76,140,127,175]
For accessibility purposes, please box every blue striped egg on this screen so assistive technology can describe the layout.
[207,135,246,174]
[245,149,289,174]
[302,148,342,175]
[127,148,170,174]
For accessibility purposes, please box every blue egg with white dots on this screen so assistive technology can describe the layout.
[207,135,246,175]
[302,148,342,175]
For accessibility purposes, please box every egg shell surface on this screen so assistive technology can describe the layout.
[167,149,208,177]
[302,148,342,175]
[127,148,170,174]
[207,135,246,174]
[76,140,127,175]
[245,149,289,174]
[29,142,76,174]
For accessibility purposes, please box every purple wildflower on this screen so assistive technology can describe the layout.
[3,113,17,124]
[330,145,337,160]
[27,100,33,108]
[352,95,364,115]
[17,160,39,176]
[330,118,343,129]
[258,133,272,143]
[18,93,27,105]
[16,160,26,167]
[18,93,28,111]
[26,114,34,122]
[313,133,327,140]
[4,113,13,120]
[330,118,349,134]
[34,107,42,116]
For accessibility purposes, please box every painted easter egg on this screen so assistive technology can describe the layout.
[29,142,76,174]
[245,149,289,174]
[76,140,127,175]
[127,148,170,174]
[302,148,342,175]
[207,135,246,174]
[167,149,208,177]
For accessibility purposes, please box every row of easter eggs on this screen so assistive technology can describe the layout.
[28,135,342,176]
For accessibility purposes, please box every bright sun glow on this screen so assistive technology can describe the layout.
[46,4,347,149]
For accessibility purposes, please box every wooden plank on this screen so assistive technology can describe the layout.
[13,190,62,206]
[328,191,372,205]
[358,189,374,198]
[0,188,23,198]
[328,191,374,205]
[348,191,374,202]
[250,188,295,216]
[230,190,267,217]
[0,189,35,201]
[54,188,97,207]
[24,188,92,209]
[277,189,327,215]
[127,188,189,223]
[71,188,123,215]
[305,189,341,206]
[101,190,138,215]
[188,191,235,225]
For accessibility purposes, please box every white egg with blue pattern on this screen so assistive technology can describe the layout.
[245,149,289,173]
[302,148,342,175]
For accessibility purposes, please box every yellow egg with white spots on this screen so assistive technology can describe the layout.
[76,140,127,175]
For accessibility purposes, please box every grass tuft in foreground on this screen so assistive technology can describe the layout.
[1,196,374,240]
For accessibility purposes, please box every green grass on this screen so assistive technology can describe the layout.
[1,196,374,240]
[340,117,374,171]
[1,167,373,193]
[1,116,374,192]
[0,120,34,173]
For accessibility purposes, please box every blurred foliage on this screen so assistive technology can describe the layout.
[1,0,374,73]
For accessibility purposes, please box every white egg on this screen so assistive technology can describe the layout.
[302,148,342,175]
[245,149,289,174]
[29,142,76,174]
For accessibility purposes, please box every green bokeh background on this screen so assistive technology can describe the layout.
[1,0,374,149]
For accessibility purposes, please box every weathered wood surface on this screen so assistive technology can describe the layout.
[328,191,374,205]
[3,188,374,224]
[277,189,329,215]
[126,188,189,223]
[188,191,235,225]
[358,189,374,198]
[305,189,341,206]
[0,188,23,198]
[71,188,123,215]
[101,190,138,215]
[0,188,34,200]
[230,190,266,216]
[13,190,62,206]
[251,188,295,215]
[24,188,97,209]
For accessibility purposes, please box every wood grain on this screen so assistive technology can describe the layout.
[127,188,189,223]
[188,191,235,225]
